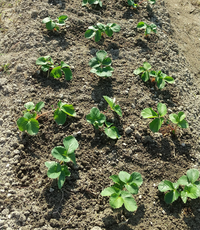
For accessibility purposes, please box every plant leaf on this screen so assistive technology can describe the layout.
[158,180,175,192]
[156,77,165,89]
[85,29,96,39]
[58,170,66,189]
[62,68,72,81]
[82,0,88,6]
[35,101,45,112]
[125,183,138,194]
[121,191,137,212]
[109,194,124,209]
[26,119,39,135]
[50,66,62,78]
[141,71,150,82]
[109,175,121,184]
[101,186,120,196]
[46,20,56,30]
[164,190,180,204]
[104,126,121,139]
[102,57,112,66]
[178,175,190,186]
[89,57,100,68]
[141,108,158,118]
[134,67,145,75]
[149,117,164,132]
[60,104,76,117]
[103,96,114,109]
[178,119,189,129]
[157,103,167,117]
[178,112,186,121]
[110,23,121,32]
[54,108,66,125]
[187,169,199,184]
[17,117,28,131]
[46,161,61,179]
[169,114,179,124]
[51,146,69,162]
[113,105,122,117]
[24,102,35,111]
[143,62,151,70]
[95,30,102,42]
[130,172,143,187]
[137,22,145,29]
[63,136,79,155]
[105,27,113,37]
[96,50,107,63]
[164,76,174,83]
[119,171,131,183]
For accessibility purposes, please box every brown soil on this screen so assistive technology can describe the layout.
[0,0,200,229]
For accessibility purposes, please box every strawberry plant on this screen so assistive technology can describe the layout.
[141,103,189,133]
[36,56,72,81]
[85,23,120,42]
[86,107,121,139]
[82,0,102,7]
[103,96,122,117]
[42,15,68,31]
[137,22,157,36]
[158,169,200,204]
[89,50,114,78]
[101,171,143,212]
[45,136,79,189]
[134,62,174,89]
[17,101,76,135]
[128,0,156,8]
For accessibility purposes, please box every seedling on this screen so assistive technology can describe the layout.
[86,107,120,139]
[17,101,76,135]
[45,136,79,189]
[128,0,156,8]
[141,103,167,133]
[85,23,120,42]
[101,171,143,212]
[103,96,122,117]
[134,62,174,89]
[36,56,72,81]
[158,169,200,204]
[89,50,114,78]
[168,112,189,134]
[42,15,68,31]
[141,103,189,133]
[82,0,102,7]
[0,63,10,74]
[137,22,157,36]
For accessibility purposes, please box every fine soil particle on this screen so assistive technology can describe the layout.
[0,0,200,229]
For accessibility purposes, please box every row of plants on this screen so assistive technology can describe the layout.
[15,0,194,216]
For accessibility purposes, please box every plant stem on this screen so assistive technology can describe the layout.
[35,110,53,120]
[138,0,146,5]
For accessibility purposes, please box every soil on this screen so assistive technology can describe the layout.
[0,0,200,229]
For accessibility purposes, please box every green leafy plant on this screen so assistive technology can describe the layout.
[101,171,143,212]
[45,136,79,189]
[103,96,122,117]
[141,103,189,133]
[85,23,120,42]
[158,169,200,204]
[42,15,68,31]
[137,22,157,36]
[128,0,156,8]
[86,107,121,139]
[36,56,72,81]
[89,50,114,78]
[82,0,102,7]
[134,62,174,89]
[0,63,10,74]
[17,101,76,135]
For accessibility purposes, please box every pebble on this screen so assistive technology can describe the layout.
[125,127,133,135]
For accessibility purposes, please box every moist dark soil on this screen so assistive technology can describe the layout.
[0,0,200,229]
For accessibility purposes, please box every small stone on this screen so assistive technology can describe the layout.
[0,137,6,143]
[91,227,102,230]
[135,131,141,139]
[0,220,4,226]
[125,127,133,135]
[162,210,166,214]
[49,188,54,192]
[130,124,135,130]
[181,143,185,147]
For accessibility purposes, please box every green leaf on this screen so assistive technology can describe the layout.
[46,20,56,30]
[125,183,138,194]
[118,171,131,183]
[178,175,190,186]
[41,65,50,72]
[110,23,121,32]
[181,191,187,203]
[148,0,156,4]
[45,161,61,179]
[178,119,189,129]
[150,23,157,33]
[121,191,137,212]
[109,194,124,209]
[96,50,107,63]
[102,57,112,66]
[141,71,150,82]
[94,66,114,77]
[130,172,143,187]
[17,117,28,132]
[103,96,114,109]
[164,190,180,204]
[58,170,66,189]
[24,102,35,111]
[187,169,199,184]
[54,108,66,125]
[104,126,121,139]
[51,146,69,162]
[62,68,72,81]
[169,114,179,124]
[86,107,106,128]
[82,0,88,6]
[149,117,164,132]
[36,56,51,65]
[134,67,145,75]
[156,77,165,89]
[181,185,200,203]
[157,103,167,117]
[109,175,121,184]
[63,136,79,155]
[95,30,102,42]
[60,104,76,117]
[26,119,39,135]
[89,57,100,68]
[164,76,174,83]
[143,62,151,70]
[50,66,62,78]
[42,17,51,24]
[60,61,69,68]
[137,22,145,29]
[178,112,186,121]
[141,108,158,118]
[146,26,151,35]
[113,105,122,117]
[158,180,175,192]
[101,186,120,196]
[105,27,113,37]
[85,29,96,39]
[57,15,68,24]
[35,101,44,112]
[24,112,34,120]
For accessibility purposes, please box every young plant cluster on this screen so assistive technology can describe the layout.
[137,22,157,36]
[158,169,200,204]
[42,15,68,31]
[82,0,102,7]
[36,56,73,81]
[17,101,76,135]
[128,0,156,9]
[141,103,189,133]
